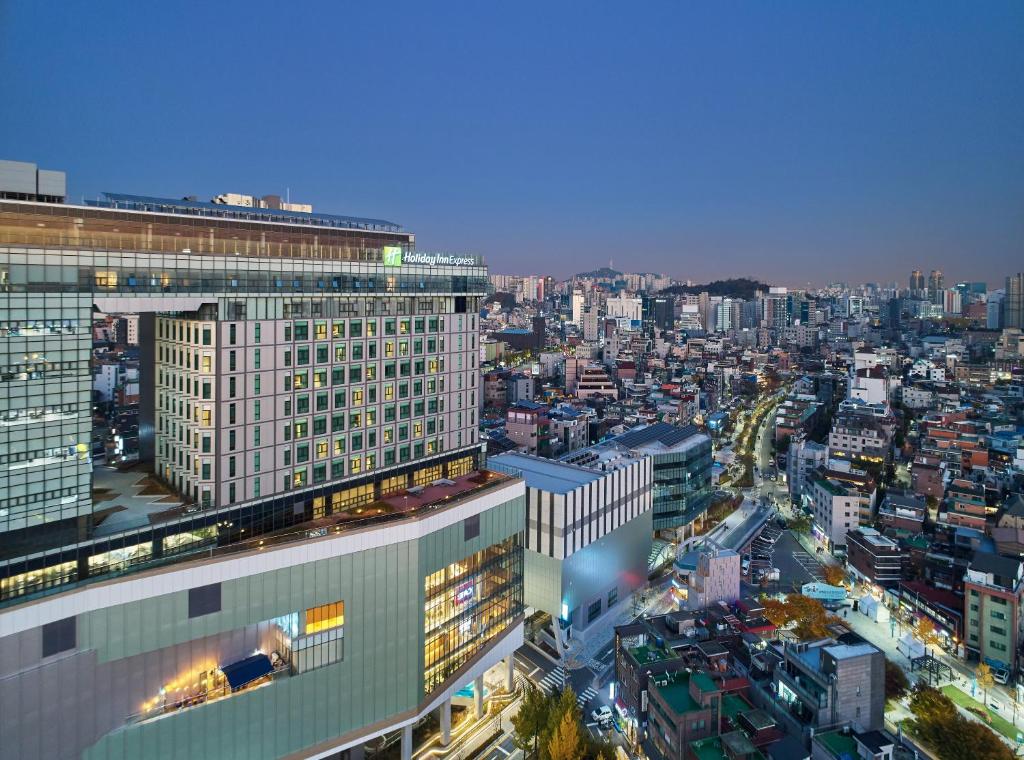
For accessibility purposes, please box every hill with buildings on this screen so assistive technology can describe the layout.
[659,277,771,300]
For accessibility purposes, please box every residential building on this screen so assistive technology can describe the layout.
[910,454,944,500]
[963,553,1023,674]
[1005,273,1024,330]
[846,528,902,588]
[574,363,617,400]
[505,400,551,457]
[681,546,741,611]
[772,640,885,731]
[827,412,891,469]
[811,728,896,760]
[807,469,875,551]
[488,450,652,645]
[787,438,828,503]
[607,296,643,322]
[876,491,926,533]
[942,478,991,531]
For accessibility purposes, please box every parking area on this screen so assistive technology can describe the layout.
[770,530,824,590]
[739,520,786,583]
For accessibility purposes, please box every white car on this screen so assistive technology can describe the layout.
[591,706,613,725]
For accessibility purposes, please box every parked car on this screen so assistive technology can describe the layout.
[591,706,613,726]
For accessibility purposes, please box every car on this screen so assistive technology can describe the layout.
[591,706,613,725]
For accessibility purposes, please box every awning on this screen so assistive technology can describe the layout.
[221,654,273,690]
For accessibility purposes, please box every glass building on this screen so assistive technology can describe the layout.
[565,423,713,535]
[0,174,525,760]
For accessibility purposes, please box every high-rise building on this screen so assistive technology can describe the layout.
[928,270,944,303]
[988,289,1006,330]
[909,269,924,292]
[571,287,586,326]
[0,173,526,760]
[1004,273,1024,329]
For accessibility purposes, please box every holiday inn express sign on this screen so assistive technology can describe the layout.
[382,246,476,267]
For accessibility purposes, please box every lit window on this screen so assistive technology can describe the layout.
[305,601,344,634]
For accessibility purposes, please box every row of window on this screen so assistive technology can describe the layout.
[160,316,458,346]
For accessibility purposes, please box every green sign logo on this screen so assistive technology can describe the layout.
[383,246,403,267]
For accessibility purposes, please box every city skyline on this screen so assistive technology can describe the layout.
[2,2,1021,284]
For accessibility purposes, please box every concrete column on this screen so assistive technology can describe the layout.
[137,312,156,463]
[400,724,413,760]
[440,698,452,746]
[474,675,485,718]
[504,655,515,692]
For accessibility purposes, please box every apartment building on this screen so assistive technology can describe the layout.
[807,469,876,551]
[772,640,885,732]
[964,553,1023,675]
[846,528,902,588]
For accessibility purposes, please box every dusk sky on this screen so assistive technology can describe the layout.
[2,1,1021,286]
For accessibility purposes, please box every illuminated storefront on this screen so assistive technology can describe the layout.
[424,534,523,694]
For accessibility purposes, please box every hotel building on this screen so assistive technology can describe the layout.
[0,161,524,760]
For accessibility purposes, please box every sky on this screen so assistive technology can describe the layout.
[1,1,1022,287]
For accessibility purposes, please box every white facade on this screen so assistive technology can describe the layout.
[606,296,642,322]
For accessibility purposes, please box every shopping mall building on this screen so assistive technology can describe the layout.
[0,160,525,760]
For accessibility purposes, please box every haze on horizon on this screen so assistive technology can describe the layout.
[1,1,1021,287]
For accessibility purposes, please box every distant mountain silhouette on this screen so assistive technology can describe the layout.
[659,278,771,300]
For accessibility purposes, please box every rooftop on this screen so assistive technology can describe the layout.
[90,191,402,232]
[652,674,702,715]
[815,728,858,759]
[615,422,706,451]
[488,452,604,494]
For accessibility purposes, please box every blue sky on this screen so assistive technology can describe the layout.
[2,1,1021,285]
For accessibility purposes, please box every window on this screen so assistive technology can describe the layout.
[464,514,480,541]
[306,602,344,634]
[42,617,76,657]
[587,600,602,624]
[188,584,221,618]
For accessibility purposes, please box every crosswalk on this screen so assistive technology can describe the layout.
[537,670,565,694]
[576,686,598,708]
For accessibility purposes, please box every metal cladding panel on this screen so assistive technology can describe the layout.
[0,160,36,194]
[36,168,66,197]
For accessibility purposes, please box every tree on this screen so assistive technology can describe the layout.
[761,596,791,629]
[785,593,835,640]
[914,617,942,650]
[976,662,995,707]
[907,683,1014,760]
[788,514,812,535]
[884,658,910,703]
[547,710,584,760]
[822,565,846,587]
[512,684,551,758]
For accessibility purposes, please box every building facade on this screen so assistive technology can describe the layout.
[0,180,525,759]
[489,450,652,643]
